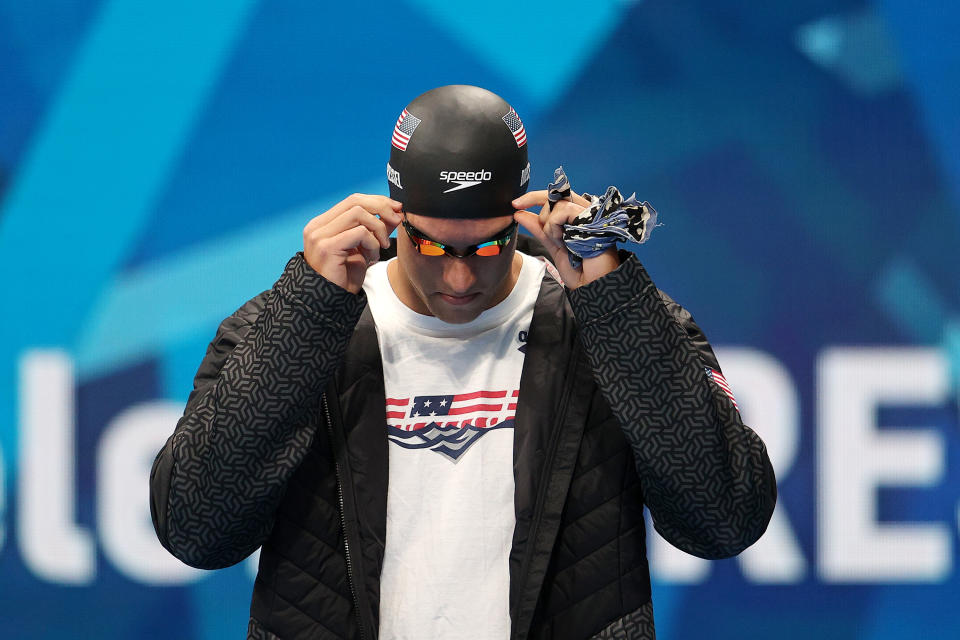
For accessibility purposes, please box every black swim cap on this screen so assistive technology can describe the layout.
[386,85,530,219]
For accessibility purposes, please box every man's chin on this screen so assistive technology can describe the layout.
[429,296,485,324]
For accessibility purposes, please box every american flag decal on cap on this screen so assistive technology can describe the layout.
[392,108,422,151]
[502,107,526,147]
[705,367,739,410]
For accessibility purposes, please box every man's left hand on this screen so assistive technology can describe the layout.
[513,190,620,289]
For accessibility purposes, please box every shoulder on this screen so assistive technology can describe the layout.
[232,291,269,327]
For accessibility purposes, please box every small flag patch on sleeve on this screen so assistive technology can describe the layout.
[705,367,739,410]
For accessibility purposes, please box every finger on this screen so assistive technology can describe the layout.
[335,225,382,262]
[568,190,591,207]
[346,194,403,224]
[549,198,589,225]
[515,211,582,285]
[536,200,551,225]
[305,194,402,235]
[315,206,393,249]
[514,189,590,210]
[515,210,558,250]
[512,190,550,210]
[354,240,381,266]
[543,199,584,246]
[540,201,562,246]
[526,204,556,246]
[337,193,402,220]
[358,194,404,233]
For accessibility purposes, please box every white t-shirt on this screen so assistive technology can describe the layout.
[362,252,546,640]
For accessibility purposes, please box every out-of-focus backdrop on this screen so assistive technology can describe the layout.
[1,0,958,638]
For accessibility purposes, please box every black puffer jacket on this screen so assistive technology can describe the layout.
[150,242,776,639]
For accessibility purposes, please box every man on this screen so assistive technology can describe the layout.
[151,85,776,640]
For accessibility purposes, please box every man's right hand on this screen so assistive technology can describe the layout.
[303,194,403,294]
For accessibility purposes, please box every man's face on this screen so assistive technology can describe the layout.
[389,212,521,324]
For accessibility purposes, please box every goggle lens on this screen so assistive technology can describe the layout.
[416,241,446,256]
[474,243,502,257]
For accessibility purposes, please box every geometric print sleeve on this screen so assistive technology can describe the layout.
[567,253,777,559]
[150,253,366,569]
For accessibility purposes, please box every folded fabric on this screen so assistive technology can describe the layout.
[547,166,659,268]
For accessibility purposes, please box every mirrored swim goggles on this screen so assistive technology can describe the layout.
[401,215,517,258]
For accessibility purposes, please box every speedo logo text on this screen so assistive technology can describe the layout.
[440,169,493,193]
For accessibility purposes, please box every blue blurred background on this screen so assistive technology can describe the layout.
[1,0,958,637]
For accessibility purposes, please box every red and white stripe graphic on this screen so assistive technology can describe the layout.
[705,368,738,410]
[391,108,421,151]
[502,107,527,147]
[386,389,519,431]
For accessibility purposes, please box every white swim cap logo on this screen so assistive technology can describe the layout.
[439,169,493,193]
[387,162,402,189]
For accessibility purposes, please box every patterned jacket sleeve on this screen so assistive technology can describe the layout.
[149,253,366,569]
[567,252,777,559]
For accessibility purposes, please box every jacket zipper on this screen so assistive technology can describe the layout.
[512,351,582,640]
[323,393,367,640]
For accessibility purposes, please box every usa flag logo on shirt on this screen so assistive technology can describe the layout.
[385,389,518,461]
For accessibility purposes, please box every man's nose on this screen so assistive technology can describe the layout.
[442,256,478,294]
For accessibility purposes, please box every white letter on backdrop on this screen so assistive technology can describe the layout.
[818,347,950,582]
[18,350,95,584]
